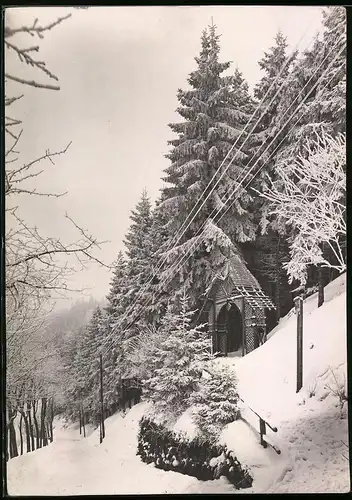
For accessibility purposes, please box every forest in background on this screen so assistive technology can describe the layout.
[5,6,346,458]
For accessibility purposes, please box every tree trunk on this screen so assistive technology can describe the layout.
[22,410,31,453]
[49,398,54,443]
[19,413,24,455]
[32,400,40,449]
[317,264,324,308]
[46,421,52,442]
[27,401,35,451]
[82,410,86,438]
[8,408,18,459]
[6,426,9,461]
[41,398,48,447]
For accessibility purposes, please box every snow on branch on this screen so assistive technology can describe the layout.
[5,13,71,145]
[256,132,346,284]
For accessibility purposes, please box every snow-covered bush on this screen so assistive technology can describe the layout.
[191,363,240,442]
[142,293,213,421]
[324,367,348,414]
[137,416,253,489]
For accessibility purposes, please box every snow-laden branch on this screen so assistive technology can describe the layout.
[255,132,346,284]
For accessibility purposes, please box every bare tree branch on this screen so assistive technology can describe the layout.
[5,73,60,90]
[5,13,72,39]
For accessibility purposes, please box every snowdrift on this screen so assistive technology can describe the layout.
[7,274,349,495]
[193,272,349,493]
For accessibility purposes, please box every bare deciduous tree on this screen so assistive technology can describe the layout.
[5,10,111,457]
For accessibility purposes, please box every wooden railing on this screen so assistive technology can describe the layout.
[239,397,281,455]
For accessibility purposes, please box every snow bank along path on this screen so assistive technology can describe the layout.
[214,273,349,493]
[7,403,234,495]
[7,274,349,494]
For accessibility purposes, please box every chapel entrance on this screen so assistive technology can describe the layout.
[217,302,243,355]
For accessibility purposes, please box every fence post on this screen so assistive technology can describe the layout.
[294,296,304,393]
[259,417,267,448]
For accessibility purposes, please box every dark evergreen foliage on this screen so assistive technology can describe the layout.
[137,417,253,489]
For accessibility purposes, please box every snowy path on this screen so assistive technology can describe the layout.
[7,404,235,496]
[7,275,349,495]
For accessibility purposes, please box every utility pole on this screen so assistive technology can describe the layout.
[99,354,105,443]
[294,296,304,393]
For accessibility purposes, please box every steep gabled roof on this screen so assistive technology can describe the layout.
[201,254,275,312]
[222,254,262,290]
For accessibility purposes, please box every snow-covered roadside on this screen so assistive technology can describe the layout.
[7,274,349,495]
[7,403,237,495]
[172,274,349,493]
[215,273,349,493]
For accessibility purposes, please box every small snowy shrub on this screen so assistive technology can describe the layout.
[325,367,348,412]
[307,379,317,398]
[191,363,239,442]
[137,417,252,489]
[142,294,212,419]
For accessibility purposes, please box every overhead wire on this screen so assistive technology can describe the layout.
[97,18,321,357]
[100,34,345,358]
[99,18,344,360]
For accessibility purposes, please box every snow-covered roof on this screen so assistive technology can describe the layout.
[223,254,262,290]
[208,254,275,310]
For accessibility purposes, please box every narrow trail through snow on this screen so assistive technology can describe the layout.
[7,275,349,495]
[7,404,235,495]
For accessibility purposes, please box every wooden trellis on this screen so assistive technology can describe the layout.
[202,255,275,357]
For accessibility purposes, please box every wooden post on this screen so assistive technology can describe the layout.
[259,417,267,448]
[241,297,245,357]
[317,264,324,308]
[294,296,304,393]
[99,354,105,442]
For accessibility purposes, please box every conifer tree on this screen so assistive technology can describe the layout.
[147,198,171,327]
[143,292,213,421]
[275,6,345,166]
[265,7,346,300]
[241,31,297,323]
[102,251,130,406]
[123,190,155,334]
[75,306,105,423]
[160,24,256,309]
[191,363,239,442]
[250,30,298,215]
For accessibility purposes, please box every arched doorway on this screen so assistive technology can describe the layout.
[217,302,243,355]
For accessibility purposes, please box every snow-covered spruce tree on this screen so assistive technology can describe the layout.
[259,8,346,303]
[72,306,105,425]
[147,198,171,328]
[142,292,213,422]
[191,363,239,442]
[273,7,345,171]
[122,190,155,335]
[159,24,257,310]
[102,251,130,410]
[249,30,298,212]
[240,31,297,325]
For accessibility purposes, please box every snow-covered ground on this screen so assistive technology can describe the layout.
[215,272,349,493]
[7,273,349,495]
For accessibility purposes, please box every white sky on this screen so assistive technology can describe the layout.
[5,6,325,308]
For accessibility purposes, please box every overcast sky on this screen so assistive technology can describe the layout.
[6,6,325,309]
